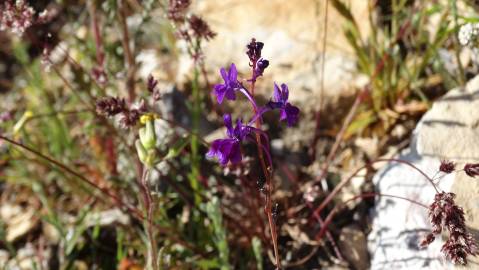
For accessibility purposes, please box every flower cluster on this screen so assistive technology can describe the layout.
[207,39,300,166]
[188,15,216,42]
[0,0,35,35]
[420,192,478,265]
[0,0,50,36]
[246,38,269,81]
[439,160,455,174]
[96,96,147,128]
[96,96,127,117]
[458,23,479,47]
[167,0,215,55]
[167,0,191,23]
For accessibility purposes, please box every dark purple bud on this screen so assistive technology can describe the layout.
[147,74,158,93]
[439,160,455,174]
[252,58,269,80]
[257,59,269,70]
[246,38,264,64]
[464,163,479,178]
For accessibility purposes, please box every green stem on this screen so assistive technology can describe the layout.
[451,0,466,86]
[189,65,202,205]
[141,168,158,270]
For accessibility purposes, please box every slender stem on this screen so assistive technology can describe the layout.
[189,64,202,205]
[88,0,105,68]
[306,200,344,261]
[311,0,329,160]
[239,87,258,110]
[118,0,137,103]
[314,93,362,184]
[141,168,158,270]
[451,0,465,86]
[312,158,438,221]
[249,63,281,269]
[315,192,428,240]
[248,107,271,126]
[0,135,144,220]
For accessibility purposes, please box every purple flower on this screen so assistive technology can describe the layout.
[267,83,300,126]
[207,114,249,166]
[213,64,241,104]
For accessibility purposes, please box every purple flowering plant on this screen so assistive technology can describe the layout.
[206,38,300,269]
[208,42,299,167]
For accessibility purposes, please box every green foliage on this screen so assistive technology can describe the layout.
[205,197,231,270]
[252,237,263,270]
[331,0,464,136]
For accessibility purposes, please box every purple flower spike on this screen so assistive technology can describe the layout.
[213,64,240,104]
[207,114,249,166]
[267,83,300,126]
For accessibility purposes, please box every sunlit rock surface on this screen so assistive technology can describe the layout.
[194,0,369,104]
[368,75,479,269]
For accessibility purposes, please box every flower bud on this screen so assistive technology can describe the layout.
[464,163,479,178]
[135,139,157,167]
[139,115,156,150]
[135,139,148,164]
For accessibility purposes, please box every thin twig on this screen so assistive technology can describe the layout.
[311,0,329,160]
[118,0,137,103]
[315,192,428,240]
[0,135,144,220]
[312,158,438,222]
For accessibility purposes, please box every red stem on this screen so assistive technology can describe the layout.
[315,192,427,240]
[312,158,438,223]
[249,61,281,269]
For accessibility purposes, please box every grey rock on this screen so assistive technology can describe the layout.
[368,75,479,269]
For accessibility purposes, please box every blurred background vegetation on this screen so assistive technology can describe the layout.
[0,0,478,269]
